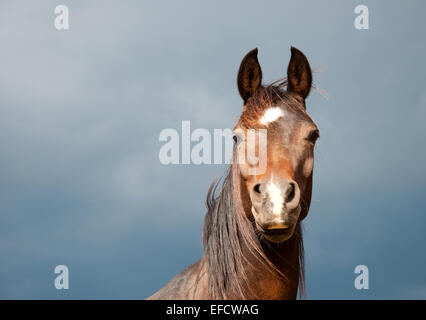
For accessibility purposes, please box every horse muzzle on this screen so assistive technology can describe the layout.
[250,178,301,243]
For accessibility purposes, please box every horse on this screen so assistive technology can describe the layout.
[149,47,319,300]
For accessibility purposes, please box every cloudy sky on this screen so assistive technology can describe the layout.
[0,0,425,299]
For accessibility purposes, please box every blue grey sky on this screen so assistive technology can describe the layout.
[0,0,425,299]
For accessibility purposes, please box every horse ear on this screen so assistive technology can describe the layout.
[237,48,262,103]
[287,47,312,100]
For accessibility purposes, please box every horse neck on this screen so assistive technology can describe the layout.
[240,226,302,300]
[201,228,301,300]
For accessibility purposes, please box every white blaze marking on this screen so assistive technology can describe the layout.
[267,182,283,215]
[259,107,283,125]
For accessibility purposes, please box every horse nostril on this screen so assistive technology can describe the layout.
[253,183,261,194]
[285,182,296,203]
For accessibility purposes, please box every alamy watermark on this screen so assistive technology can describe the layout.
[354,5,369,30]
[54,265,69,290]
[159,121,267,175]
[54,5,69,30]
[354,265,369,290]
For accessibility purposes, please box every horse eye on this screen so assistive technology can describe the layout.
[233,133,244,145]
[307,130,320,144]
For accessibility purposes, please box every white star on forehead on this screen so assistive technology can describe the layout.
[259,107,283,125]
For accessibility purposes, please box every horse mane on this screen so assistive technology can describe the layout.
[202,161,305,300]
